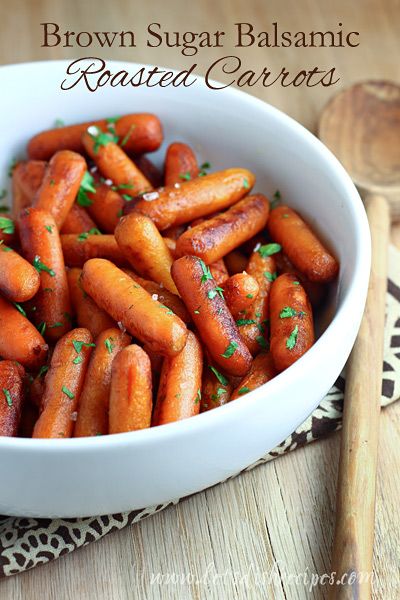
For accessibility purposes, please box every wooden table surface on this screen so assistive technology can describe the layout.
[1,0,400,598]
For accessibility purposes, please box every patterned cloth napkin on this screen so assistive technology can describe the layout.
[1,246,399,578]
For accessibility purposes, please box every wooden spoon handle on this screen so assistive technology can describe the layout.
[329,193,389,599]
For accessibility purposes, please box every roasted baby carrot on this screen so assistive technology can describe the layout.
[82,129,152,198]
[132,168,255,230]
[67,268,116,338]
[60,204,98,234]
[269,273,315,372]
[0,360,25,436]
[238,246,278,355]
[200,363,232,412]
[0,295,48,369]
[81,259,188,356]
[85,182,124,233]
[74,328,131,437]
[11,160,46,218]
[223,272,259,318]
[268,206,339,283]
[274,251,326,308]
[19,208,72,342]
[123,269,190,323]
[115,213,178,294]
[152,331,203,425]
[61,233,127,267]
[0,245,40,302]
[33,151,86,228]
[28,114,163,160]
[32,328,94,438]
[171,256,252,377]
[231,352,277,400]
[164,142,199,186]
[109,345,153,433]
[176,194,269,263]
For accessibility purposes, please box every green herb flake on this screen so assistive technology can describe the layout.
[210,387,226,402]
[62,386,74,399]
[264,271,277,282]
[104,337,114,354]
[55,118,65,128]
[38,365,49,378]
[37,321,46,336]
[271,189,281,209]
[33,256,55,277]
[0,217,14,235]
[194,307,200,315]
[236,318,256,326]
[243,178,250,189]
[279,306,297,319]
[195,388,201,404]
[73,355,83,365]
[3,388,12,407]
[293,281,300,286]
[221,341,238,359]
[209,366,229,386]
[45,225,53,233]
[286,325,299,350]
[77,171,96,207]
[77,227,101,242]
[73,340,96,354]
[179,172,191,181]
[48,322,63,328]
[14,303,27,317]
[246,294,253,299]
[256,336,268,350]
[238,387,250,396]
[87,125,119,153]
[257,243,282,258]
[199,259,213,284]
[122,193,133,202]
[49,179,55,186]
[200,162,211,170]
[120,124,135,147]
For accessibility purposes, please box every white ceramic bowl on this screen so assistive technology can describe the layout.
[0,61,370,517]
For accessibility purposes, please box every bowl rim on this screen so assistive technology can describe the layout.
[0,59,371,452]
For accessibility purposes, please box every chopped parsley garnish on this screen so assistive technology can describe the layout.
[257,243,281,258]
[211,387,226,402]
[49,179,55,186]
[120,124,135,147]
[87,125,119,153]
[199,162,211,177]
[45,225,53,233]
[279,306,297,319]
[37,321,46,336]
[195,388,201,404]
[159,304,174,315]
[62,386,74,399]
[55,118,65,127]
[246,293,253,299]
[243,178,250,189]
[104,337,114,354]
[179,172,191,181]
[221,341,238,359]
[73,355,83,365]
[207,287,224,300]
[286,325,299,350]
[271,189,281,209]
[33,256,55,277]
[0,217,14,235]
[256,336,268,350]
[236,318,256,326]
[264,271,277,282]
[77,171,96,206]
[106,116,120,131]
[14,303,27,317]
[209,366,229,386]
[73,340,96,354]
[3,388,12,407]
[111,183,134,192]
[48,322,63,328]
[238,387,250,395]
[199,259,213,283]
[77,228,101,242]
[293,281,300,286]
[38,365,49,378]
[121,194,133,201]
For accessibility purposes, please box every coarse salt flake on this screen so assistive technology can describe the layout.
[151,294,159,301]
[142,191,159,202]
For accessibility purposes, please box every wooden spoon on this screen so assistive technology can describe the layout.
[319,80,400,599]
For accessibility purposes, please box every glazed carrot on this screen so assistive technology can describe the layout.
[74,328,131,437]
[61,233,127,267]
[81,259,188,356]
[28,114,163,160]
[60,204,98,234]
[176,194,269,263]
[33,151,86,228]
[82,130,152,198]
[209,259,229,286]
[0,361,25,436]
[268,206,339,283]
[152,331,203,425]
[85,182,123,233]
[132,168,255,230]
[115,213,178,294]
[238,248,277,355]
[275,251,326,308]
[223,272,260,318]
[224,250,248,275]
[32,328,93,438]
[164,142,199,186]
[67,268,115,338]
[19,208,72,342]
[0,215,17,247]
[231,352,277,400]
[133,155,163,188]
[0,244,40,302]
[200,363,232,412]
[269,273,314,372]
[171,256,252,376]
[11,160,46,218]
[109,345,153,433]
[0,295,48,369]
[123,269,190,323]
